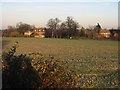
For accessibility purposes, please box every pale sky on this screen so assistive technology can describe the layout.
[0,0,119,29]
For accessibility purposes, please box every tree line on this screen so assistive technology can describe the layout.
[2,22,35,37]
[2,16,119,40]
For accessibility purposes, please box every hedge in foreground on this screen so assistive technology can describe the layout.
[2,42,78,89]
[29,53,79,88]
[2,43,41,89]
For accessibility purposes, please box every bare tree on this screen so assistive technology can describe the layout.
[59,22,66,38]
[47,18,60,38]
[87,23,101,39]
[16,22,33,36]
[65,17,79,38]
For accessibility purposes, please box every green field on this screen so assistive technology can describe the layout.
[2,37,119,87]
[2,37,118,73]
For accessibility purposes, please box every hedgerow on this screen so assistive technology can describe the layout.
[2,42,79,89]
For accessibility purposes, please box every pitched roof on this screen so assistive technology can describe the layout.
[100,29,110,33]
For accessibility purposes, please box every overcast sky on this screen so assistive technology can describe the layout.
[0,0,119,29]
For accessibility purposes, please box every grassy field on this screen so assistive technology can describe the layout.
[2,37,119,87]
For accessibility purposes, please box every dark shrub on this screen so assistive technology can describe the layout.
[2,43,41,89]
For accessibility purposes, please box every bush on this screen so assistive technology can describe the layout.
[29,53,79,88]
[2,42,41,89]
[2,42,79,89]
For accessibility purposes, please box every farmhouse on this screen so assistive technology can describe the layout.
[24,28,45,38]
[33,28,45,38]
[24,31,33,36]
[99,29,111,38]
